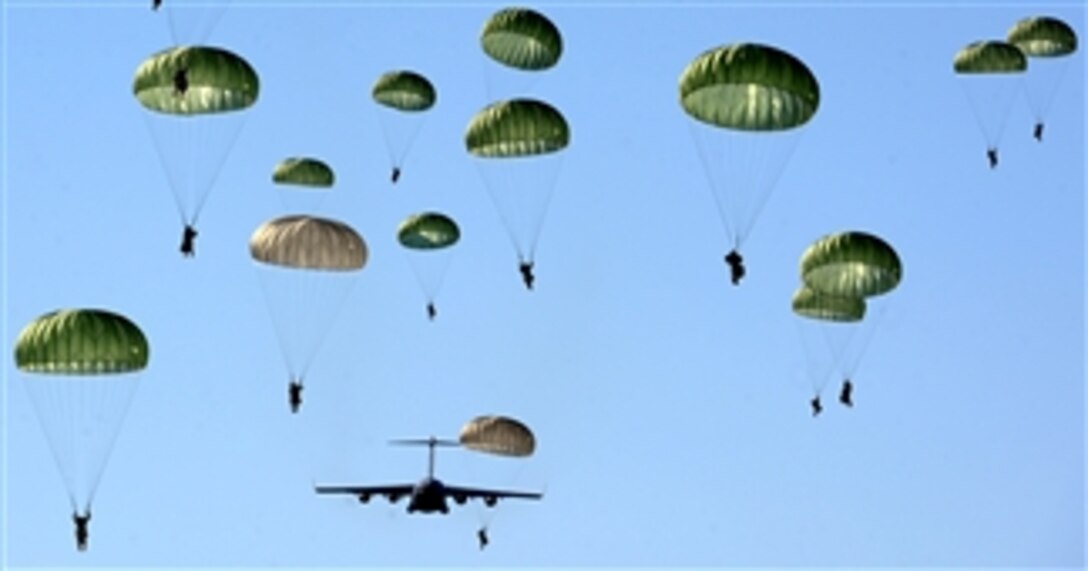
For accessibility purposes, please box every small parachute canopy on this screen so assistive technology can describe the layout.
[372,70,436,112]
[398,212,460,250]
[953,41,1028,73]
[459,415,536,457]
[250,215,367,271]
[272,158,334,188]
[465,98,569,158]
[15,309,149,375]
[679,43,820,131]
[1008,16,1078,57]
[133,45,259,115]
[801,231,902,299]
[791,287,866,323]
[480,7,562,71]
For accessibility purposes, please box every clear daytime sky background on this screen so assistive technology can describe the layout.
[2,0,1085,567]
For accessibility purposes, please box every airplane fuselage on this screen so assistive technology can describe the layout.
[407,477,450,514]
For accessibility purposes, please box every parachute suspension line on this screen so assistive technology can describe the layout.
[524,154,565,263]
[735,130,804,250]
[1024,58,1073,124]
[256,270,302,378]
[794,319,835,396]
[295,277,358,379]
[959,78,1020,150]
[83,375,140,510]
[475,161,529,264]
[190,112,251,226]
[839,301,891,380]
[166,3,231,47]
[142,114,190,228]
[687,121,737,246]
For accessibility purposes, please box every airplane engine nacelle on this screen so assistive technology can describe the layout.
[388,493,402,504]
[484,496,497,507]
[357,493,371,504]
[454,494,467,505]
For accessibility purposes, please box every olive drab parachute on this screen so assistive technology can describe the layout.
[479,7,561,98]
[272,158,334,212]
[791,286,866,323]
[480,8,562,71]
[14,309,148,520]
[250,216,366,411]
[397,212,461,318]
[372,70,436,184]
[134,45,259,248]
[679,43,819,275]
[459,415,536,457]
[953,40,1027,163]
[794,231,902,402]
[466,98,569,287]
[273,158,335,188]
[800,231,902,299]
[1007,17,1079,141]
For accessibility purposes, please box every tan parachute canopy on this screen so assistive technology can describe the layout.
[249,215,367,271]
[459,415,536,457]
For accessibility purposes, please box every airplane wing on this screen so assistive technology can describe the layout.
[442,484,544,503]
[314,484,414,503]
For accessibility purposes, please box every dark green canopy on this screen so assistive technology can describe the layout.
[15,309,149,375]
[480,7,562,71]
[680,43,819,131]
[1008,16,1078,57]
[273,158,334,188]
[954,41,1027,73]
[801,231,902,299]
[465,98,569,158]
[133,45,259,115]
[372,70,436,112]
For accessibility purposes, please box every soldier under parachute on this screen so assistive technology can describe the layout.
[152,0,162,10]
[180,225,198,257]
[810,395,823,417]
[519,261,535,290]
[1033,122,1044,142]
[73,510,91,551]
[477,526,489,550]
[173,68,189,97]
[391,167,401,184]
[987,147,998,169]
[427,302,436,321]
[288,379,304,413]
[839,379,854,407]
[725,250,745,285]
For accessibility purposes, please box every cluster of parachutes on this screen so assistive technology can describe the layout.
[792,232,903,403]
[954,16,1078,167]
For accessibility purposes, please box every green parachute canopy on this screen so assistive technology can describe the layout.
[679,43,820,131]
[801,231,902,299]
[398,212,460,250]
[466,98,569,158]
[791,287,866,323]
[273,158,334,188]
[1008,16,1078,57]
[15,309,149,375]
[372,70,437,112]
[480,7,562,71]
[133,45,259,115]
[250,215,368,271]
[953,41,1028,73]
[459,415,536,457]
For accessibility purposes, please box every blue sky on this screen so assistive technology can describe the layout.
[2,1,1085,567]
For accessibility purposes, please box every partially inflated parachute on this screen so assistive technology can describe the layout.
[273,158,334,188]
[460,415,536,457]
